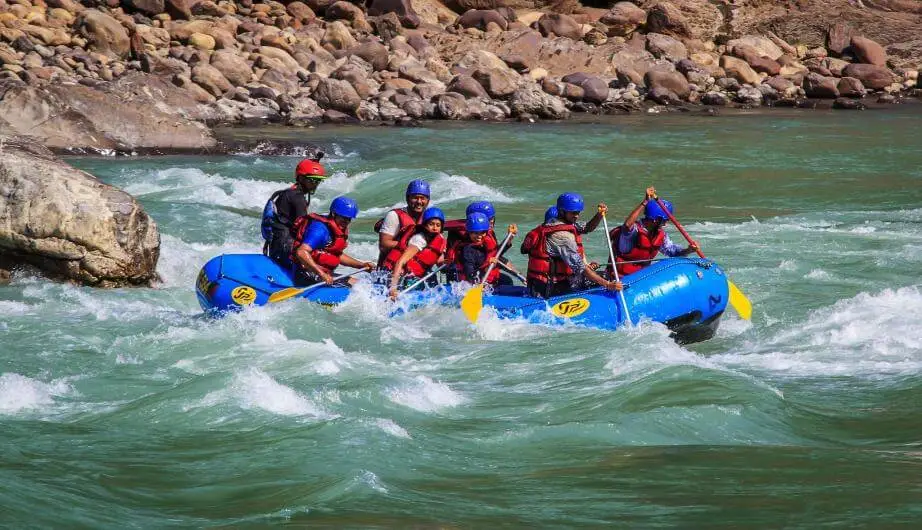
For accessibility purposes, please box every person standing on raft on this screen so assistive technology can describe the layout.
[385,207,447,299]
[522,193,622,298]
[291,197,375,286]
[262,157,327,267]
[608,187,699,277]
[375,179,431,266]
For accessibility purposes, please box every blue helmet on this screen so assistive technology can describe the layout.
[406,179,430,198]
[466,212,490,232]
[329,196,359,219]
[466,200,495,220]
[556,192,584,213]
[644,199,674,221]
[544,206,558,224]
[422,206,445,224]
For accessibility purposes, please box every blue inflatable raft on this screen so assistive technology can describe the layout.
[196,254,728,344]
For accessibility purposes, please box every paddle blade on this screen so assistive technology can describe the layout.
[728,280,752,320]
[268,287,304,304]
[460,284,484,323]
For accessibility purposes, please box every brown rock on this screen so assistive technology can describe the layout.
[535,13,582,41]
[287,1,316,23]
[732,45,781,76]
[76,9,130,58]
[457,9,507,31]
[349,40,389,71]
[382,77,415,90]
[644,69,689,99]
[210,49,252,86]
[472,68,518,98]
[125,0,165,17]
[803,72,839,98]
[837,77,866,98]
[447,74,488,99]
[165,0,193,20]
[600,2,646,38]
[327,1,367,26]
[192,63,233,97]
[367,0,421,29]
[646,32,687,62]
[645,2,690,39]
[720,55,761,86]
[313,76,361,113]
[841,63,894,90]
[46,0,84,14]
[322,21,357,50]
[850,36,887,67]
[188,32,215,51]
[826,22,852,57]
[727,35,784,61]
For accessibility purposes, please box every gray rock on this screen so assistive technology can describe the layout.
[0,136,159,286]
[313,77,362,113]
[646,33,687,62]
[509,84,569,120]
[701,91,728,106]
[736,85,763,106]
[435,92,470,120]
[803,72,840,98]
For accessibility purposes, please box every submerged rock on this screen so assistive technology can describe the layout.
[0,136,160,286]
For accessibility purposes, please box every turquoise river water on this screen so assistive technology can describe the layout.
[2,109,922,527]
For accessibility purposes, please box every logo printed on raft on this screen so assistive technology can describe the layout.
[231,286,257,306]
[551,298,591,318]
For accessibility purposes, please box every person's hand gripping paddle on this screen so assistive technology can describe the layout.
[461,226,517,323]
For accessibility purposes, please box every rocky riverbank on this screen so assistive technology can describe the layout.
[1,0,920,153]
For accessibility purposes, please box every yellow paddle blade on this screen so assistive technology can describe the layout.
[728,280,752,320]
[268,287,305,304]
[460,284,484,323]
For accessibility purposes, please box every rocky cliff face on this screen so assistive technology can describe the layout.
[0,135,160,286]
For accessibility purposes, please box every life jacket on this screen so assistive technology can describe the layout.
[443,219,498,263]
[292,213,349,274]
[607,223,666,276]
[525,223,584,284]
[381,226,445,277]
[451,234,499,284]
[375,208,422,267]
[261,185,298,251]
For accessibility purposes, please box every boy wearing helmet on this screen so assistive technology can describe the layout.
[291,196,375,286]
[608,186,698,276]
[522,193,621,298]
[450,212,503,285]
[444,201,519,283]
[375,179,431,266]
[386,207,447,299]
[262,157,327,266]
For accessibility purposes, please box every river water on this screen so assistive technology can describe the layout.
[3,108,922,527]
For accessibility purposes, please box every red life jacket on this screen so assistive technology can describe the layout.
[375,208,421,267]
[292,213,349,274]
[443,219,498,263]
[607,222,666,276]
[525,223,584,284]
[451,234,499,284]
[381,226,446,277]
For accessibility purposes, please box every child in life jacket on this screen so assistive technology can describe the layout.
[385,207,447,299]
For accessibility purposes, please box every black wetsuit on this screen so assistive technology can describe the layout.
[264,188,309,266]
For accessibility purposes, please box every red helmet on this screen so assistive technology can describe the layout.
[295,159,326,179]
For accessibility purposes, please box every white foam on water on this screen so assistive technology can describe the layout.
[230,368,331,418]
[0,300,33,315]
[356,470,388,494]
[472,305,563,341]
[157,234,257,288]
[0,373,71,415]
[717,286,922,377]
[121,167,281,210]
[361,172,515,217]
[386,375,465,412]
[804,269,833,281]
[778,260,797,272]
[373,418,412,439]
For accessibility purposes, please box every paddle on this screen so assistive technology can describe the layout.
[267,269,367,303]
[398,262,448,296]
[600,209,633,328]
[461,227,517,323]
[654,197,752,320]
[496,260,527,284]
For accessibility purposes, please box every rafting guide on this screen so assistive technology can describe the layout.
[261,156,327,268]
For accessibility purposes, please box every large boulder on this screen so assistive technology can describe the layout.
[600,2,647,37]
[646,32,687,62]
[841,63,894,90]
[509,84,569,120]
[447,74,488,99]
[457,9,507,31]
[125,0,165,17]
[561,72,610,104]
[644,69,689,99]
[312,77,362,113]
[803,72,839,98]
[192,63,233,97]
[826,22,853,57]
[850,36,887,66]
[644,2,690,39]
[720,55,761,86]
[727,35,784,61]
[210,50,253,87]
[367,0,421,29]
[0,76,216,152]
[731,44,781,76]
[0,137,160,286]
[76,9,130,58]
[535,13,582,41]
